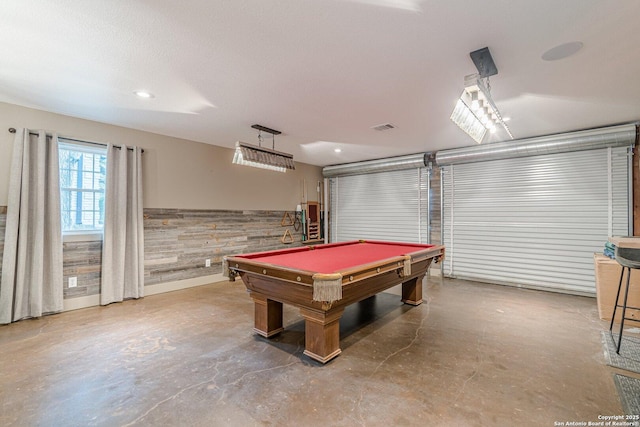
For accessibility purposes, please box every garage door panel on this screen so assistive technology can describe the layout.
[330,168,430,244]
[443,146,630,294]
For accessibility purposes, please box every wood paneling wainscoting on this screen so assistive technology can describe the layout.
[0,207,303,304]
[142,209,303,287]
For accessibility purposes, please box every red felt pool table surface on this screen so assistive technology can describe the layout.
[236,240,436,274]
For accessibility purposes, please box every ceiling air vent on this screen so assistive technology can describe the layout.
[372,123,395,131]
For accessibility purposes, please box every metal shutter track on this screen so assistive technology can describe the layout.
[443,147,629,295]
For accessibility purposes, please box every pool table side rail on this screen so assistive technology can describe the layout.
[224,256,318,286]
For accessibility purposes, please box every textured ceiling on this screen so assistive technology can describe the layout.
[1,0,639,166]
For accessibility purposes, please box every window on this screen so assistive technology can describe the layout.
[59,141,107,234]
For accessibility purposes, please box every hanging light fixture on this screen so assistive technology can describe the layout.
[450,47,513,144]
[232,124,295,172]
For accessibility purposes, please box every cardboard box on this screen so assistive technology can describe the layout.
[594,253,640,323]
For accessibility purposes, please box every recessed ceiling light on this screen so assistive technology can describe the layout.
[542,41,583,61]
[134,90,155,99]
[334,148,342,153]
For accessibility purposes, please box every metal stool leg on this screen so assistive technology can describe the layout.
[610,267,626,333]
[617,266,632,354]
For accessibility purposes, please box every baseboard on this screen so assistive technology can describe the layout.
[63,295,100,312]
[62,273,225,312]
[144,273,225,296]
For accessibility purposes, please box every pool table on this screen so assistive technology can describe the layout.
[224,240,445,363]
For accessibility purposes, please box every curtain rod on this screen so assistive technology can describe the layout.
[8,127,144,153]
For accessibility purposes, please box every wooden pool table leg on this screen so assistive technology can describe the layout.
[299,307,345,363]
[401,274,425,306]
[250,293,284,338]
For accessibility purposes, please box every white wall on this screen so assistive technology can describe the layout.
[0,102,324,210]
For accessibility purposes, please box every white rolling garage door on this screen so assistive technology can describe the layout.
[442,146,631,295]
[329,168,430,243]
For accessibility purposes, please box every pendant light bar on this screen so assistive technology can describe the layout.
[232,124,294,172]
[450,47,513,143]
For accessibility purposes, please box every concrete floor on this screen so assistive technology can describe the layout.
[0,276,623,426]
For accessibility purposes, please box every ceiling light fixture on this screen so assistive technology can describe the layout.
[232,124,295,173]
[134,90,154,99]
[450,47,513,144]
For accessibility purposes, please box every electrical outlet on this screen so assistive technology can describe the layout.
[68,276,77,288]
[205,259,211,267]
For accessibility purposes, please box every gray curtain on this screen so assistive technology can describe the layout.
[100,144,144,305]
[0,129,63,324]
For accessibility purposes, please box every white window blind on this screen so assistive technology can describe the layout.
[442,146,631,295]
[330,168,430,243]
[58,141,107,233]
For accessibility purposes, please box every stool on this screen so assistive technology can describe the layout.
[609,246,640,354]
